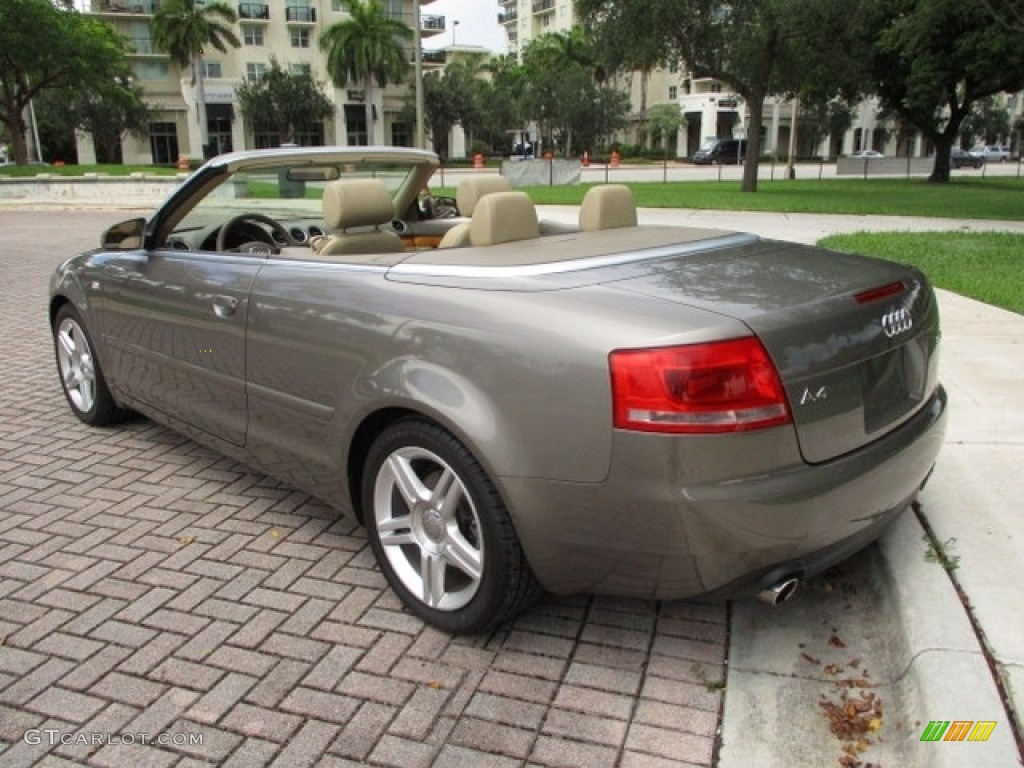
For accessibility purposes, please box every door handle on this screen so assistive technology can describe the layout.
[212,295,240,318]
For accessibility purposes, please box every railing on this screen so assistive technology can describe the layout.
[532,0,554,14]
[285,5,315,22]
[128,37,155,53]
[421,14,444,31]
[99,0,160,12]
[238,2,269,19]
[499,9,517,23]
[422,50,447,65]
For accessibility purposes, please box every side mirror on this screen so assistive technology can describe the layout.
[101,218,146,250]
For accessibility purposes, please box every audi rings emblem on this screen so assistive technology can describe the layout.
[881,307,913,338]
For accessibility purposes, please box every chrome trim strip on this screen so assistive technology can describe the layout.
[388,232,760,278]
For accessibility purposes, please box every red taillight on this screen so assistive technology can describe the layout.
[609,338,792,433]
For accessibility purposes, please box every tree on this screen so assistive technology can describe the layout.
[0,0,130,164]
[236,58,333,146]
[520,30,628,157]
[646,103,684,159]
[579,0,861,191]
[151,0,240,158]
[798,98,853,158]
[319,0,412,145]
[36,77,151,163]
[479,55,530,153]
[867,0,1024,182]
[958,98,1012,149]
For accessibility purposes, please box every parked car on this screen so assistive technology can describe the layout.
[969,145,1010,162]
[951,147,983,169]
[49,146,947,633]
[693,138,748,164]
[850,149,884,158]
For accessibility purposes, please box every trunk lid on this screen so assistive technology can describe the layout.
[609,238,942,463]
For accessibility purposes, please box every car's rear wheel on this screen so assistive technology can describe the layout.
[53,304,128,426]
[362,418,541,633]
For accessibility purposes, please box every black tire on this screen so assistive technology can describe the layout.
[362,418,541,633]
[53,304,129,426]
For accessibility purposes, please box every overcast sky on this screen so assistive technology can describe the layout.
[422,0,508,53]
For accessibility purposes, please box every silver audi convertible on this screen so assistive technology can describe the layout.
[49,146,947,632]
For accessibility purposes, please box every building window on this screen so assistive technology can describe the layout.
[290,27,310,47]
[669,86,677,100]
[289,62,312,76]
[293,124,325,146]
[134,60,169,80]
[711,82,722,93]
[669,60,679,74]
[344,104,367,146]
[253,122,278,149]
[206,103,233,156]
[203,61,222,78]
[391,121,410,147]
[243,25,264,46]
[246,62,267,81]
[331,0,348,11]
[149,121,178,165]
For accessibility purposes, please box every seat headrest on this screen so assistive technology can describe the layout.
[469,191,540,246]
[579,184,638,231]
[322,178,396,230]
[456,175,513,217]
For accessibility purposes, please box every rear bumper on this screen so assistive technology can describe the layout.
[502,385,947,599]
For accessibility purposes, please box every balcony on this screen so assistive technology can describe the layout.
[127,36,158,54]
[238,2,269,20]
[422,50,447,67]
[98,0,160,13]
[420,13,445,36]
[499,9,517,23]
[532,0,554,14]
[285,5,316,22]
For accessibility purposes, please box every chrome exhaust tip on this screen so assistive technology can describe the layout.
[756,577,801,606]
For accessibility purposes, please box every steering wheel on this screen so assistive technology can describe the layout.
[216,213,293,253]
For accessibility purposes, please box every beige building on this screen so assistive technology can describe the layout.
[77,0,448,164]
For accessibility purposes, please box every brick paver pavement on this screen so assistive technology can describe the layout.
[0,210,727,767]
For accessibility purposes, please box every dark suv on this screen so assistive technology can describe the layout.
[693,138,748,165]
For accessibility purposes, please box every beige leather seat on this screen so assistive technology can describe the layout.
[579,184,638,231]
[311,178,404,256]
[438,175,513,248]
[469,191,540,246]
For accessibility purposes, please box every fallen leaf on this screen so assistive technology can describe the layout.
[829,632,847,648]
[802,652,821,665]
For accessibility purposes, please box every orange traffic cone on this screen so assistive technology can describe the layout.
[582,150,590,167]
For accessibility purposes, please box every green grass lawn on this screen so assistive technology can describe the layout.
[818,231,1024,315]
[523,177,1024,221]
[0,164,181,177]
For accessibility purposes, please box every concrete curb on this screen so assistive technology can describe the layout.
[878,509,1017,767]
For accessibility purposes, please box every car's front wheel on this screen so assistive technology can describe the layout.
[53,304,129,426]
[362,418,541,633]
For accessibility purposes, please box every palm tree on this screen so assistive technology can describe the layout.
[319,0,411,145]
[152,0,240,158]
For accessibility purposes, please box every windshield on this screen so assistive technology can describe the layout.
[174,160,419,235]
